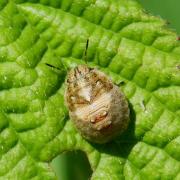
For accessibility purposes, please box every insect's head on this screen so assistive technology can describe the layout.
[66,64,93,84]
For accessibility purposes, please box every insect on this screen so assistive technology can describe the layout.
[46,40,130,144]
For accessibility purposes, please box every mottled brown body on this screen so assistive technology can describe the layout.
[65,65,129,144]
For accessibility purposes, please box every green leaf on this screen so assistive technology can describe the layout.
[0,0,179,179]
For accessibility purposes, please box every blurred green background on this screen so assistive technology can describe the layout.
[50,1,180,180]
[138,0,180,34]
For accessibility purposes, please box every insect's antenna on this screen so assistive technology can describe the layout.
[83,39,89,64]
[97,50,100,65]
[45,63,61,71]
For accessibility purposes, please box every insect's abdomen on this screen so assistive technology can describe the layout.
[65,65,129,144]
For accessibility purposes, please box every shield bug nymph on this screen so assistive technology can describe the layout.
[46,39,130,144]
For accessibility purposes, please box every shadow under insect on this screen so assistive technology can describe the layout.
[90,102,137,159]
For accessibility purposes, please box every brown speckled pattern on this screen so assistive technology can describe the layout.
[65,65,129,144]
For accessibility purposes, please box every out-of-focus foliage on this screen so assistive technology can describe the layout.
[139,0,180,34]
